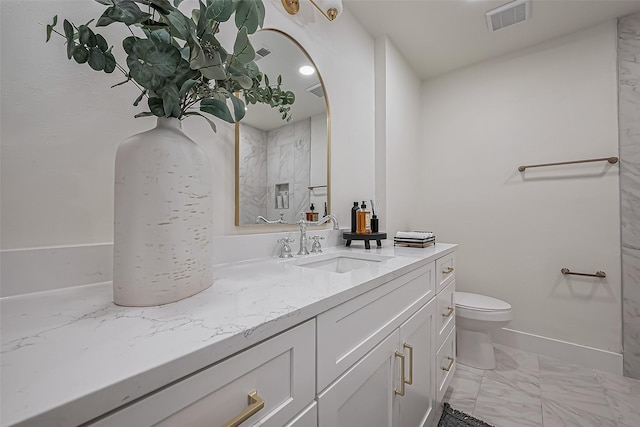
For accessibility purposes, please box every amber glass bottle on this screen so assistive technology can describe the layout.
[356,201,371,234]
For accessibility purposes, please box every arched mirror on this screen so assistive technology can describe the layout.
[235,29,330,226]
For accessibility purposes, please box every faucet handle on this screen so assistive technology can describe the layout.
[310,235,325,253]
[278,237,295,258]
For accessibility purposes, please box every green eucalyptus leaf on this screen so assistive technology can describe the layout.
[148,29,172,45]
[123,36,136,54]
[206,0,233,22]
[172,59,199,88]
[103,51,116,73]
[134,111,156,118]
[232,26,254,64]
[284,91,295,104]
[195,1,207,37]
[178,79,198,98]
[148,97,166,116]
[165,8,194,40]
[200,98,233,123]
[96,34,109,52]
[97,0,151,27]
[244,61,260,79]
[72,45,89,63]
[88,48,106,70]
[45,16,57,42]
[230,74,252,90]
[63,19,74,40]
[66,39,76,60]
[180,46,190,61]
[229,94,245,122]
[126,38,181,89]
[78,25,96,47]
[157,84,181,117]
[234,0,260,34]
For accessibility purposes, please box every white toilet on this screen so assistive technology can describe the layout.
[455,292,512,370]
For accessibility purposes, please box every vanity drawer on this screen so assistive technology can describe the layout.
[436,252,455,293]
[90,320,316,427]
[316,262,435,392]
[436,280,456,350]
[436,326,456,403]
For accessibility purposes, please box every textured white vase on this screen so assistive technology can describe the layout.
[113,118,213,306]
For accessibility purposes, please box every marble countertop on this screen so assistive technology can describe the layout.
[1,243,456,427]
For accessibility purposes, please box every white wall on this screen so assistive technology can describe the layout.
[374,37,422,237]
[0,0,375,249]
[419,21,621,353]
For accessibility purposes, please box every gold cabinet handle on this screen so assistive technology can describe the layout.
[442,307,454,317]
[442,357,455,372]
[403,343,414,385]
[222,391,265,427]
[442,267,454,275]
[394,351,406,396]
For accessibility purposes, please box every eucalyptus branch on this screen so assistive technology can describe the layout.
[46,0,294,129]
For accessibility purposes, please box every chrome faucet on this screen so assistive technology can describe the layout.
[256,212,285,224]
[297,214,339,255]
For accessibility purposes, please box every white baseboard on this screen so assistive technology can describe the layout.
[492,327,623,375]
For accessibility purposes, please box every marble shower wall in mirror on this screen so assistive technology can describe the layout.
[236,29,329,226]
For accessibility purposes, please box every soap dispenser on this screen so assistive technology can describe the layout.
[351,202,359,232]
[356,201,371,235]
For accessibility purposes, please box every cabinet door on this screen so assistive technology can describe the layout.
[317,330,400,427]
[89,320,315,427]
[397,299,436,427]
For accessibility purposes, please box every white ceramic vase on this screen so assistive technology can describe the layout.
[113,118,213,306]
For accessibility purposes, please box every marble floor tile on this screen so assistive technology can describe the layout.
[539,356,616,427]
[485,344,541,398]
[595,370,640,427]
[473,377,543,427]
[443,366,483,414]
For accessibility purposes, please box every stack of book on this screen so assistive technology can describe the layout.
[394,231,436,248]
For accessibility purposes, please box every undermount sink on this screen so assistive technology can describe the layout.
[294,252,393,273]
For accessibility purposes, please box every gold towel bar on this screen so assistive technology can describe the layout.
[518,156,618,172]
[561,268,606,278]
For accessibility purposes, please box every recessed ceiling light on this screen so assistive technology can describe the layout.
[299,65,315,76]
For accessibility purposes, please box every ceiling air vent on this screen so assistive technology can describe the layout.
[255,46,271,61]
[306,83,324,98]
[486,0,531,32]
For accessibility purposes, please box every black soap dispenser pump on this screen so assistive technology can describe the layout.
[351,202,359,232]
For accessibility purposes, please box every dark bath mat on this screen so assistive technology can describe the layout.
[438,403,495,427]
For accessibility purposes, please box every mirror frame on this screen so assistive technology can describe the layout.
[235,28,331,228]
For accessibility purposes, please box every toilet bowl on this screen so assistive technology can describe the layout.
[455,292,512,370]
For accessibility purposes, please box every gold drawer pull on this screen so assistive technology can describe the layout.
[442,357,455,372]
[223,391,265,427]
[394,351,406,396]
[442,307,454,317]
[442,267,454,275]
[403,343,414,385]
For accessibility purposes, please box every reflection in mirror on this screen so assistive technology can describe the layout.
[236,29,329,226]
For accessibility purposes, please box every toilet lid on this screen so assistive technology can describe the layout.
[455,292,511,311]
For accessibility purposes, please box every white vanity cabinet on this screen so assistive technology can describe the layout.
[88,320,316,427]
